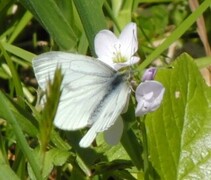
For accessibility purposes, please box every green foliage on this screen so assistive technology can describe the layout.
[146,54,211,179]
[0,0,211,179]
[73,0,107,56]
[20,0,78,51]
[137,5,169,40]
[39,68,63,152]
[0,163,20,180]
[0,91,42,179]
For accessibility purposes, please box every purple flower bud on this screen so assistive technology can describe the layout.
[142,67,157,81]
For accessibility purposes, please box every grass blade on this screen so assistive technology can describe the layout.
[0,91,42,180]
[138,0,211,70]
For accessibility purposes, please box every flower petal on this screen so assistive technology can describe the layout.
[104,117,123,145]
[130,56,140,65]
[94,30,117,60]
[135,100,151,116]
[113,56,140,70]
[135,100,144,115]
[119,23,138,58]
[135,81,165,116]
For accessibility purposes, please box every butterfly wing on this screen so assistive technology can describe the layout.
[33,51,117,130]
[79,77,130,147]
[33,51,130,147]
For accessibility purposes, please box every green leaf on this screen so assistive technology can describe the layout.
[2,42,36,63]
[52,148,70,166]
[20,0,78,51]
[73,0,107,55]
[5,95,38,136]
[146,53,211,179]
[101,143,130,162]
[8,11,33,44]
[0,91,42,180]
[137,5,168,39]
[0,0,13,13]
[0,42,25,108]
[121,129,143,170]
[195,57,211,68]
[138,0,211,70]
[28,148,70,179]
[0,163,20,180]
[50,130,71,151]
[111,0,134,31]
[65,131,101,167]
[121,99,144,170]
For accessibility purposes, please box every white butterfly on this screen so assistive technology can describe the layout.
[32,51,130,148]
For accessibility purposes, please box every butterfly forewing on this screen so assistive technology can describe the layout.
[33,51,130,146]
[79,75,130,147]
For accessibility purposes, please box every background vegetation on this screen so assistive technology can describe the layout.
[0,0,211,179]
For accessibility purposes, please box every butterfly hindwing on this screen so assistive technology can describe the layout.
[79,75,130,147]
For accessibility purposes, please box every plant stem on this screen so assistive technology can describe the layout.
[140,116,150,180]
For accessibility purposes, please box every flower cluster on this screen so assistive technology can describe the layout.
[94,22,165,146]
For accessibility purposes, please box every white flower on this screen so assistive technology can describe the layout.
[94,23,140,70]
[90,23,139,147]
[135,81,165,116]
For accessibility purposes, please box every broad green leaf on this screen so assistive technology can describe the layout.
[195,57,211,68]
[146,53,211,179]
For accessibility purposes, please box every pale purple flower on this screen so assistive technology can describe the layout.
[135,81,165,116]
[94,23,140,70]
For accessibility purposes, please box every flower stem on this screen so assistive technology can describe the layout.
[140,116,150,180]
